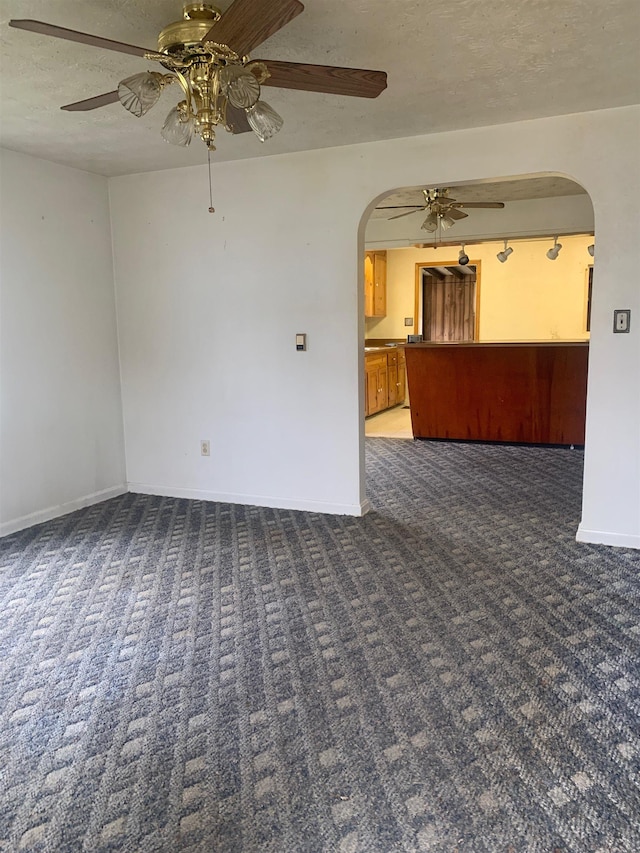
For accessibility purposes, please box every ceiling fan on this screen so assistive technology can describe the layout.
[378,188,505,232]
[9,0,387,154]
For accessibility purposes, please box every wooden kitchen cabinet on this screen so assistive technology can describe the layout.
[387,348,398,408]
[364,251,387,318]
[397,347,406,403]
[364,347,406,416]
[365,352,388,415]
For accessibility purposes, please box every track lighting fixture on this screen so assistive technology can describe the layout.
[546,238,562,261]
[458,244,469,266]
[588,243,595,257]
[497,240,513,263]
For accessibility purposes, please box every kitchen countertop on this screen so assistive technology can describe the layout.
[404,340,589,348]
[364,344,404,353]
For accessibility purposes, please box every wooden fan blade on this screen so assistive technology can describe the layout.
[9,20,157,57]
[203,0,304,56]
[388,209,425,221]
[61,91,120,112]
[446,208,468,221]
[226,104,252,134]
[257,60,387,98]
[456,202,505,209]
[377,206,424,210]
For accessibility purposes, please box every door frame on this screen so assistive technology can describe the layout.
[413,260,482,340]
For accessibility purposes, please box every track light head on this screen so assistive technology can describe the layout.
[497,240,513,263]
[547,238,562,261]
[458,245,469,266]
[588,243,595,257]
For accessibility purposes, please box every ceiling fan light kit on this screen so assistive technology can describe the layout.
[246,101,284,141]
[118,72,168,118]
[421,211,439,233]
[161,105,196,147]
[110,3,285,154]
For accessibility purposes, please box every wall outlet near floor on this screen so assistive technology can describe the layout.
[200,440,210,457]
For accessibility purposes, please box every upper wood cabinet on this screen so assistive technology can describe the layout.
[364,250,387,318]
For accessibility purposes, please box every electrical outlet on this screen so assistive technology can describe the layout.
[200,440,210,457]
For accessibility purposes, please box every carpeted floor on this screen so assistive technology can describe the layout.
[1,439,639,852]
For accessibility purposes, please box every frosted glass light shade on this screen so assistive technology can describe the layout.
[440,214,456,230]
[219,65,260,109]
[421,212,439,232]
[246,101,284,142]
[161,107,194,147]
[118,72,162,117]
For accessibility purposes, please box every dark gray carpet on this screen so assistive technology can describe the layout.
[1,439,639,852]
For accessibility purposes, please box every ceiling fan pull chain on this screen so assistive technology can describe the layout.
[208,147,215,213]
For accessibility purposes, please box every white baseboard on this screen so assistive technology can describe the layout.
[0,485,129,538]
[576,525,640,550]
[128,482,369,517]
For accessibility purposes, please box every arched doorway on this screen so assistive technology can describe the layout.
[360,174,595,500]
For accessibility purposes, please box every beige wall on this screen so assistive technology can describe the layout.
[366,234,593,342]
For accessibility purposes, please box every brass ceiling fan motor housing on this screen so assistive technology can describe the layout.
[157,4,222,55]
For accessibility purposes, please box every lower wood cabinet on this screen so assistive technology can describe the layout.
[365,353,388,416]
[386,347,406,408]
[365,347,406,416]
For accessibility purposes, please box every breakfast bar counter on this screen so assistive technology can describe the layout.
[404,341,589,445]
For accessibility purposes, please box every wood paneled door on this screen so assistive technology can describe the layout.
[414,262,480,341]
[423,269,476,342]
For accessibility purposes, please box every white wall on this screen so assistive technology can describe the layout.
[109,105,640,547]
[0,149,126,536]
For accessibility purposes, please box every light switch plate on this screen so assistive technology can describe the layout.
[296,333,307,351]
[404,317,413,326]
[613,310,631,333]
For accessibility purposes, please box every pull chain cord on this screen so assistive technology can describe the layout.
[207,147,215,213]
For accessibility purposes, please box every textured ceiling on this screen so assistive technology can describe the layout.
[1,0,639,176]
